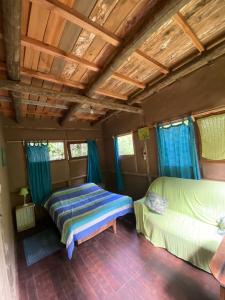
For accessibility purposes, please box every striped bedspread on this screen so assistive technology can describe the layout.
[44,183,133,259]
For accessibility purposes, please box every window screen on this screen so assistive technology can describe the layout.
[68,142,88,159]
[197,113,225,160]
[48,142,65,161]
[117,133,134,156]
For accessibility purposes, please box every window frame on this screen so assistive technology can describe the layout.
[117,132,135,157]
[48,141,66,162]
[67,141,88,160]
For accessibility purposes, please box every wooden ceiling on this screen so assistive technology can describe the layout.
[0,0,225,125]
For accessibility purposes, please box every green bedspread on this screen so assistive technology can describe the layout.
[134,177,225,272]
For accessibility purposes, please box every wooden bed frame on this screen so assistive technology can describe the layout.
[77,219,117,245]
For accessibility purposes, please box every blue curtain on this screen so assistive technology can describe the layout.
[114,137,125,192]
[87,140,102,184]
[156,117,201,180]
[26,144,52,206]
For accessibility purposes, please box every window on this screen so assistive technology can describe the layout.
[197,113,225,160]
[68,142,88,159]
[48,142,65,161]
[117,133,134,156]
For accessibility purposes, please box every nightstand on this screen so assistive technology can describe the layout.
[15,203,35,232]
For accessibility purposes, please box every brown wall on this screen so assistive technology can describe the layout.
[0,117,18,299]
[103,113,158,199]
[3,117,105,220]
[103,55,225,198]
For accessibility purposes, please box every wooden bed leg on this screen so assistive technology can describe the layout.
[112,220,117,234]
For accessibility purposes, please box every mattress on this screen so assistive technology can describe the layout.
[44,183,133,258]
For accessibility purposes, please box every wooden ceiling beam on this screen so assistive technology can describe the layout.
[132,39,225,103]
[0,108,62,118]
[74,113,98,121]
[60,104,82,126]
[111,72,145,89]
[173,12,205,53]
[95,88,128,100]
[30,0,121,47]
[21,36,100,72]
[21,67,86,90]
[86,0,190,96]
[133,50,169,74]
[1,0,22,122]
[95,38,225,125]
[0,80,143,114]
[0,96,68,109]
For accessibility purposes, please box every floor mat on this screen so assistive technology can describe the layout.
[23,227,63,266]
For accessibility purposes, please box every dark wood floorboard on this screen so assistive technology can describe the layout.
[17,217,219,300]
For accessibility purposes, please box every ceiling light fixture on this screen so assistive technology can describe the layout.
[90,106,94,115]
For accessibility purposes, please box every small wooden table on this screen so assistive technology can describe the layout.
[210,236,225,300]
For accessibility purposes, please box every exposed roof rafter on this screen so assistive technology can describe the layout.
[21,36,100,72]
[21,67,86,90]
[173,12,205,53]
[85,0,190,97]
[30,0,121,46]
[95,38,225,125]
[111,72,145,89]
[95,88,128,101]
[133,50,169,74]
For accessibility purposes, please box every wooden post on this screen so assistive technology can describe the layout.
[1,0,22,122]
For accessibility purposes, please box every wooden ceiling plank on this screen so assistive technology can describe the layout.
[111,72,146,89]
[173,12,205,53]
[1,0,22,122]
[21,67,86,90]
[86,0,190,97]
[0,80,143,114]
[30,0,121,47]
[95,88,128,100]
[133,50,169,74]
[21,36,100,72]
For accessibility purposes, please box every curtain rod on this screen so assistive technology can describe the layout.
[6,138,102,143]
[111,105,225,138]
[153,105,225,128]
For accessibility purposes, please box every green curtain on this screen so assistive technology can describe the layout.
[114,137,125,192]
[87,140,102,184]
[197,113,225,160]
[26,144,52,206]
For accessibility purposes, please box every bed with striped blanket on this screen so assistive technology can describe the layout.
[44,183,133,259]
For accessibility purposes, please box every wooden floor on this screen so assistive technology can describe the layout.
[17,217,219,300]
